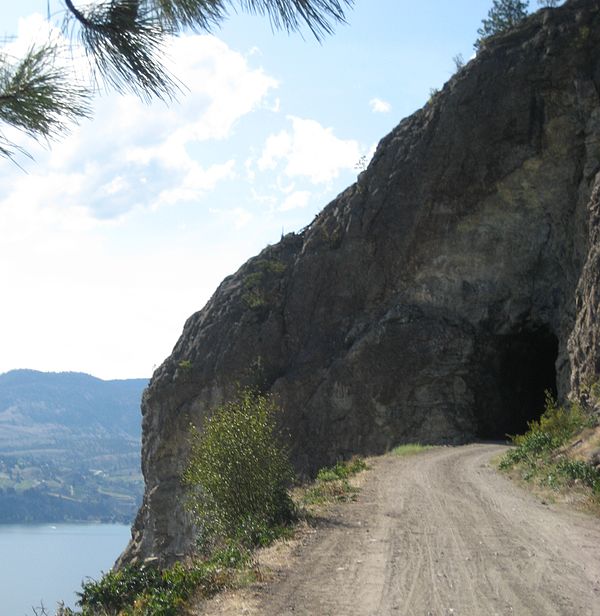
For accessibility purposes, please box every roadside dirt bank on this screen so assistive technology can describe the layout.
[195,444,600,616]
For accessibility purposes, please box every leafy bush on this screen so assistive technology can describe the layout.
[316,458,367,482]
[556,459,600,493]
[72,545,249,616]
[506,393,590,464]
[302,457,367,505]
[184,389,295,550]
[76,564,162,613]
[500,391,599,502]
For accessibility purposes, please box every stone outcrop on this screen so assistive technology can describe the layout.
[119,0,600,566]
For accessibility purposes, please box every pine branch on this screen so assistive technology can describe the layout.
[64,0,181,102]
[62,0,352,102]
[232,0,352,41]
[151,0,226,30]
[152,0,353,40]
[0,43,91,160]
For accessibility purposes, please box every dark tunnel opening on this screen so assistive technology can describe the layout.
[476,325,558,440]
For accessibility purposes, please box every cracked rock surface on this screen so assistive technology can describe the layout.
[119,0,600,566]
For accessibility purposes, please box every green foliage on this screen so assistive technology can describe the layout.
[392,443,433,457]
[513,393,590,450]
[500,392,599,501]
[254,258,287,274]
[178,359,192,371]
[72,544,249,615]
[184,389,295,550]
[316,458,366,482]
[242,288,267,309]
[3,1,353,159]
[77,564,163,613]
[475,0,529,50]
[556,459,600,493]
[0,43,91,160]
[501,392,591,470]
[241,259,286,309]
[302,457,367,505]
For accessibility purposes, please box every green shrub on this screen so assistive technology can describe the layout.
[505,393,591,467]
[77,564,163,613]
[315,458,367,483]
[557,459,600,493]
[500,392,598,501]
[184,389,295,550]
[73,545,249,616]
[302,457,367,505]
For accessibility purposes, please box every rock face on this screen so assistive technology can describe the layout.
[119,0,600,566]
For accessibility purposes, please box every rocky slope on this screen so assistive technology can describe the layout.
[120,0,600,565]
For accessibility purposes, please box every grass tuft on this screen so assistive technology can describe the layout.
[392,443,434,457]
[301,457,368,506]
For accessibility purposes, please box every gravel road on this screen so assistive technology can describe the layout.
[198,444,600,616]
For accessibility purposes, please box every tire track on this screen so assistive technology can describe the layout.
[197,444,600,616]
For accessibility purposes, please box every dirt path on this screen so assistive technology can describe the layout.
[198,444,600,616]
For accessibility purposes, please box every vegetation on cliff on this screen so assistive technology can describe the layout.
[499,386,600,509]
[61,390,367,615]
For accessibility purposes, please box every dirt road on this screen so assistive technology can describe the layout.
[199,444,600,616]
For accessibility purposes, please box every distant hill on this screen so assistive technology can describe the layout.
[0,370,148,523]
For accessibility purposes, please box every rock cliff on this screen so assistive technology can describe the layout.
[119,0,600,565]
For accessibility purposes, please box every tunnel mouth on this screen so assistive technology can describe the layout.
[475,324,558,440]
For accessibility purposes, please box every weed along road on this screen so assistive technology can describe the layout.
[199,444,600,616]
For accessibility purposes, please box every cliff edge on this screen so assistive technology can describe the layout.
[120,0,600,566]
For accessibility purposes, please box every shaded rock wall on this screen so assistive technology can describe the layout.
[119,0,600,566]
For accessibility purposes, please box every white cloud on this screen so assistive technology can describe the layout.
[0,11,368,381]
[1,27,279,222]
[210,206,254,229]
[369,98,392,113]
[258,130,293,171]
[280,190,312,212]
[258,116,361,184]
[156,159,236,207]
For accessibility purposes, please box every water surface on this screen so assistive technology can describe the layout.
[0,523,131,616]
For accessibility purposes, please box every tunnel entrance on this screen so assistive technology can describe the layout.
[475,325,558,440]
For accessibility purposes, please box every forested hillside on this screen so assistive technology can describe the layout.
[0,370,147,523]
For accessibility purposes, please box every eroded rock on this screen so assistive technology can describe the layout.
[118,0,600,566]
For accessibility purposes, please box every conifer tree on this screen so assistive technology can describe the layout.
[0,0,352,160]
[475,0,529,50]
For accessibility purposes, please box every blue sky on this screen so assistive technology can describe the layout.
[0,1,547,379]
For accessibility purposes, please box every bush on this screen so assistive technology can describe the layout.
[500,391,599,500]
[302,457,367,506]
[557,459,600,493]
[510,392,590,456]
[77,564,163,613]
[184,389,295,550]
[73,545,249,616]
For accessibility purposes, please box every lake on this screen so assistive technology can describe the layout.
[0,523,131,616]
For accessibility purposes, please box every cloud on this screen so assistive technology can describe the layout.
[209,206,254,229]
[369,98,392,113]
[280,190,312,212]
[257,116,361,184]
[156,160,236,207]
[0,24,279,222]
[258,131,293,171]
